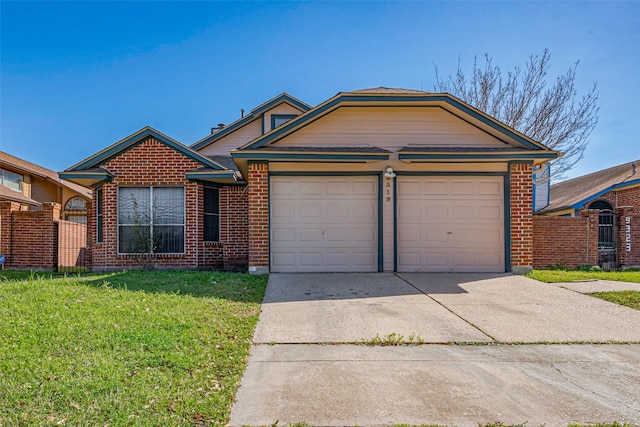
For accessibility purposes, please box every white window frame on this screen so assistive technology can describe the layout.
[0,168,23,192]
[117,186,186,255]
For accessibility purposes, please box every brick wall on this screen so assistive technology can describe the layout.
[221,185,249,269]
[533,210,599,269]
[87,137,249,271]
[247,162,269,273]
[616,207,640,268]
[0,202,60,270]
[91,138,207,270]
[510,163,533,271]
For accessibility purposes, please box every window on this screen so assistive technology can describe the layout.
[0,168,23,192]
[96,188,103,242]
[204,187,220,241]
[65,197,87,211]
[271,114,296,129]
[117,187,184,254]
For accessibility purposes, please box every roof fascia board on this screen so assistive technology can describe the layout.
[231,152,390,162]
[569,178,640,209]
[399,153,556,161]
[191,94,311,151]
[68,127,224,171]
[242,93,546,151]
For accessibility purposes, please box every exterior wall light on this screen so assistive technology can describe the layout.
[384,167,396,178]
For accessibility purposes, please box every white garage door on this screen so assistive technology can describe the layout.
[270,175,378,273]
[397,176,505,272]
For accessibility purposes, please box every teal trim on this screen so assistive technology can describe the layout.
[271,114,297,130]
[400,154,551,161]
[192,93,311,150]
[233,152,390,161]
[377,172,383,272]
[268,171,384,272]
[508,159,536,164]
[59,172,112,180]
[261,115,265,135]
[393,176,398,272]
[504,174,511,272]
[243,94,547,150]
[185,172,237,180]
[395,171,510,273]
[569,178,640,209]
[68,127,225,171]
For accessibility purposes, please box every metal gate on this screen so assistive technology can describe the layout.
[597,209,617,270]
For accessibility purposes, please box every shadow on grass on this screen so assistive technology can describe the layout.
[0,269,267,303]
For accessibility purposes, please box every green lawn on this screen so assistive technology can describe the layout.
[527,269,640,284]
[527,270,640,312]
[0,270,267,426]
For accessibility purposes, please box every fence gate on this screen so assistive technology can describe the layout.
[597,209,617,270]
[57,219,88,272]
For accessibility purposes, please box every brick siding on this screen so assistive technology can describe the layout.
[510,163,534,270]
[88,137,249,271]
[247,162,269,271]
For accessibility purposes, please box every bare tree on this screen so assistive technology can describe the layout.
[434,49,599,181]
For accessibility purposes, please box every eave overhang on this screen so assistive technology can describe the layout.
[184,170,243,184]
[58,169,113,188]
[66,127,226,172]
[240,93,553,152]
[231,148,391,178]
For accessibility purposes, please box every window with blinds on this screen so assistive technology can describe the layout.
[117,187,185,254]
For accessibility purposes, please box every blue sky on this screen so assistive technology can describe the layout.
[1,1,638,179]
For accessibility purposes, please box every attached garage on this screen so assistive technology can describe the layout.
[396,175,506,272]
[270,175,380,272]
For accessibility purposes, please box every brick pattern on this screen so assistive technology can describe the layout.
[247,162,269,269]
[510,163,534,269]
[221,185,249,269]
[0,203,60,270]
[533,210,599,269]
[616,207,640,268]
[90,138,212,270]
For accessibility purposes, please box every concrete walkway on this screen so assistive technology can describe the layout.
[230,273,640,426]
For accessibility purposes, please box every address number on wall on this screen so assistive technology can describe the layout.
[626,216,632,252]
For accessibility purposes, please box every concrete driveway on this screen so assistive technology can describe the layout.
[254,272,640,343]
[230,273,640,426]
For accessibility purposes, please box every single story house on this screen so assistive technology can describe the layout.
[536,160,639,269]
[60,88,558,274]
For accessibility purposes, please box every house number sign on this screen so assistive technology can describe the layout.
[626,216,632,252]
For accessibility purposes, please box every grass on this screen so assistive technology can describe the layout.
[0,269,267,426]
[587,290,640,311]
[527,269,640,284]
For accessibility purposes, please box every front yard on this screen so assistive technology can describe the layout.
[0,270,267,426]
[527,269,640,311]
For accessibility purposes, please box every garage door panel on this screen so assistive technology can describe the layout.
[271,175,378,273]
[397,175,504,273]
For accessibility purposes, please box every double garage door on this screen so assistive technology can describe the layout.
[270,175,505,273]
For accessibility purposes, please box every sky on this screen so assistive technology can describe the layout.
[1,1,639,180]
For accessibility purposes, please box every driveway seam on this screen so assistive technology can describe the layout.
[394,273,498,342]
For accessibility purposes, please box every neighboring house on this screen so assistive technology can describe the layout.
[60,88,558,274]
[535,160,640,269]
[1,151,92,219]
[0,152,93,270]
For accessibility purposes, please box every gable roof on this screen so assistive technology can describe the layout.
[236,88,555,153]
[0,151,92,199]
[64,126,227,172]
[190,92,311,151]
[0,184,41,206]
[538,160,640,214]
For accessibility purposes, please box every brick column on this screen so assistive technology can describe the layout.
[510,163,533,274]
[247,162,269,274]
[616,207,639,268]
